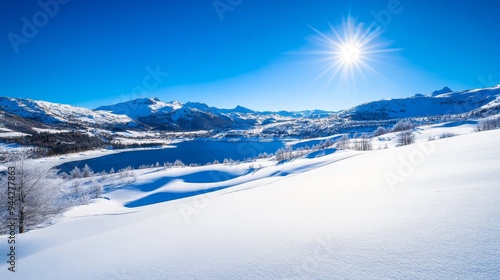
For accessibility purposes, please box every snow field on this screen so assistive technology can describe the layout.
[0,124,499,279]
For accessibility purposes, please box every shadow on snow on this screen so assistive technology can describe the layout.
[124,149,343,208]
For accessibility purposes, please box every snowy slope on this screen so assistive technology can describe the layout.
[0,127,30,138]
[96,98,182,119]
[1,127,499,279]
[97,98,336,130]
[340,85,500,120]
[0,97,134,127]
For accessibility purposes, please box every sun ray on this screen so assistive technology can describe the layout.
[307,17,398,84]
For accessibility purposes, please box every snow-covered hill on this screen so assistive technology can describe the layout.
[0,97,135,127]
[1,124,499,279]
[340,85,500,120]
[96,98,336,130]
[96,98,182,119]
[2,85,500,139]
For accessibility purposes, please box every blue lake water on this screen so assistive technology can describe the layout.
[57,140,285,174]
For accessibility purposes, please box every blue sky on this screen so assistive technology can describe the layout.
[1,0,499,111]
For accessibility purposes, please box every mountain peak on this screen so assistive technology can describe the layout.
[132,98,156,105]
[431,86,453,96]
[233,105,253,113]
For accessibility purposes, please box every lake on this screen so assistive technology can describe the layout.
[57,140,285,174]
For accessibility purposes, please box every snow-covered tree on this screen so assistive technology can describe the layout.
[392,120,414,132]
[70,166,82,178]
[373,126,387,137]
[0,150,67,233]
[70,180,86,205]
[88,180,103,199]
[173,159,185,167]
[81,164,94,178]
[477,116,500,131]
[257,152,269,159]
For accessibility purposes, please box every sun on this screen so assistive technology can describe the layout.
[339,42,362,65]
[308,17,396,81]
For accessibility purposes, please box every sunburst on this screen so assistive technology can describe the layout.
[309,17,397,82]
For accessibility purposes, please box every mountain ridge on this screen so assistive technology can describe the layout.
[1,85,500,135]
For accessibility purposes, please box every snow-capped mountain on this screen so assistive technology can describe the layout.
[0,97,135,128]
[431,86,453,96]
[340,85,500,120]
[96,98,182,119]
[95,98,333,130]
[97,98,240,130]
[2,85,500,137]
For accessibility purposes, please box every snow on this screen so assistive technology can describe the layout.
[1,124,499,279]
[31,128,70,134]
[95,98,183,119]
[0,97,134,126]
[341,85,500,120]
[0,131,30,138]
[0,143,25,153]
[372,120,478,149]
[36,146,175,168]
[34,100,134,125]
[0,127,30,138]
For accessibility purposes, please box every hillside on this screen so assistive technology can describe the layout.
[2,85,500,151]
[0,97,135,128]
[340,85,500,120]
[0,125,499,279]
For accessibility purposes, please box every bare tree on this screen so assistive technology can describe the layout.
[0,150,67,233]
[476,116,500,131]
[396,130,415,146]
[336,134,350,149]
[353,133,372,151]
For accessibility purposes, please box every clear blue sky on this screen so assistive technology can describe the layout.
[1,0,499,111]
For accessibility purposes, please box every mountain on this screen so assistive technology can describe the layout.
[0,97,136,128]
[340,85,500,120]
[95,98,335,131]
[97,98,238,131]
[2,85,500,139]
[96,98,182,119]
[431,86,453,96]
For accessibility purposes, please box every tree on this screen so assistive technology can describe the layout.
[0,150,67,233]
[70,180,88,205]
[81,164,94,178]
[70,166,82,178]
[353,133,372,151]
[173,159,185,167]
[476,116,500,131]
[396,130,415,146]
[392,120,414,132]
[336,134,350,149]
[373,126,387,137]
[275,148,286,161]
[88,180,103,199]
